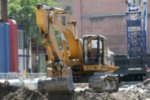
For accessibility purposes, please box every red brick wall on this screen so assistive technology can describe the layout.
[73,0,82,36]
[73,0,150,54]
[81,0,126,15]
[82,17,127,54]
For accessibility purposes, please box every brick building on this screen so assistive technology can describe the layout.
[72,0,150,55]
[54,0,150,54]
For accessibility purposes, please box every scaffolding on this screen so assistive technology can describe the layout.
[126,0,147,57]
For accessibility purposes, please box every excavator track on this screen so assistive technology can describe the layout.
[89,73,119,92]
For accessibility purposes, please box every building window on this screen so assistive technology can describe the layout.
[65,6,72,13]
[62,16,66,26]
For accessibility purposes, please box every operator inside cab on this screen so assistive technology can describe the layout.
[83,36,103,65]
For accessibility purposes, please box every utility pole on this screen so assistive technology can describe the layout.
[1,0,8,22]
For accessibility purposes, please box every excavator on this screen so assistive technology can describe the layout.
[36,4,119,93]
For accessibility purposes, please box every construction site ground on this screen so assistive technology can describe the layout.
[0,79,150,100]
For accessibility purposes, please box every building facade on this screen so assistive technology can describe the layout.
[54,0,73,13]
[55,0,150,55]
[73,0,150,55]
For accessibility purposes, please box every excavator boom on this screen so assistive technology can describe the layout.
[36,4,75,93]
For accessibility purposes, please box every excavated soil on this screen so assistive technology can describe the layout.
[73,89,115,100]
[74,79,150,100]
[0,83,47,100]
[112,79,150,100]
[0,79,150,100]
[0,83,19,99]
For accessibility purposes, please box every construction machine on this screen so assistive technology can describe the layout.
[36,4,119,93]
[114,0,148,81]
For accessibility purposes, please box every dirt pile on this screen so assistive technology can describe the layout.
[0,83,19,99]
[73,89,115,100]
[2,87,47,100]
[73,79,150,100]
[0,83,47,100]
[1,79,150,100]
[112,79,150,100]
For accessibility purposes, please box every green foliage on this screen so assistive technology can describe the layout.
[7,0,61,45]
[54,28,63,51]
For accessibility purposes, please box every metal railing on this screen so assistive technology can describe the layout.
[0,72,46,80]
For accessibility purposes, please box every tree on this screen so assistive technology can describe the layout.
[7,0,60,72]
[8,0,60,44]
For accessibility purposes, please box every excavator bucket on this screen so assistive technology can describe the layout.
[37,68,74,93]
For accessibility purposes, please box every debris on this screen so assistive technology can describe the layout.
[1,79,150,100]
[73,89,115,100]
[112,79,150,100]
[0,83,47,100]
[74,83,89,92]
[0,83,19,99]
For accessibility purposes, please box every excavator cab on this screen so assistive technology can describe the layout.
[83,35,104,65]
[83,35,118,72]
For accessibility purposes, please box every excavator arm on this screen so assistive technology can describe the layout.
[36,4,83,93]
[36,4,83,67]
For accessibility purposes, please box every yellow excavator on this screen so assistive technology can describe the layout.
[36,4,119,93]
